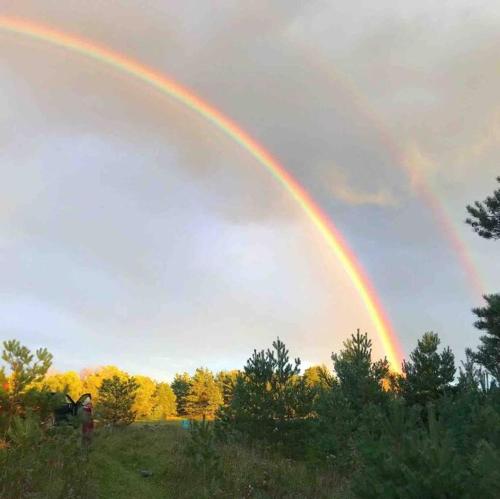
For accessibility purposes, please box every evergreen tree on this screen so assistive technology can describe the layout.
[1,340,52,408]
[215,370,239,406]
[472,294,500,383]
[185,368,222,419]
[400,332,455,406]
[331,329,390,409]
[466,176,500,240]
[171,373,191,416]
[97,375,138,426]
[219,338,313,446]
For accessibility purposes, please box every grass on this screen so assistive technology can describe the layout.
[88,421,347,498]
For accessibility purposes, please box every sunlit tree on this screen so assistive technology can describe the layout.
[185,368,222,419]
[151,383,177,420]
[171,373,191,416]
[132,375,157,419]
[97,375,138,426]
[2,340,52,400]
[40,371,83,400]
[81,365,128,402]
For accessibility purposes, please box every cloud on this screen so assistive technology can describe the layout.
[328,166,398,207]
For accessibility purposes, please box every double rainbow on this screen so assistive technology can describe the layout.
[0,16,403,370]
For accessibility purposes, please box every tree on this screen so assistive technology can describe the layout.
[171,373,191,416]
[466,176,500,240]
[97,375,138,426]
[400,332,455,406]
[303,365,332,390]
[40,371,83,400]
[81,365,128,402]
[2,340,52,400]
[331,329,390,409]
[151,383,177,420]
[471,294,500,382]
[215,370,239,406]
[218,338,313,446]
[185,368,222,419]
[132,375,157,419]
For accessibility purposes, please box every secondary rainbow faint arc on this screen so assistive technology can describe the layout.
[0,16,404,371]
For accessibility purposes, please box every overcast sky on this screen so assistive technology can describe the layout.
[1,1,499,380]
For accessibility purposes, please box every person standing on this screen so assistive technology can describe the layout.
[80,395,94,447]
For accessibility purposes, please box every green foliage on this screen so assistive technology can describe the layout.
[218,338,314,455]
[472,294,500,382]
[352,403,500,498]
[171,373,191,416]
[400,332,456,407]
[332,329,390,409]
[0,413,96,498]
[185,368,223,419]
[466,176,500,240]
[309,330,392,472]
[2,339,52,401]
[215,370,239,406]
[184,418,221,488]
[97,375,138,426]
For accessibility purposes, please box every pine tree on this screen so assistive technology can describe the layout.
[215,370,239,406]
[97,375,138,426]
[219,338,313,445]
[331,329,390,409]
[400,332,455,406]
[466,176,500,240]
[171,373,191,416]
[472,294,500,383]
[2,340,53,400]
[185,368,222,419]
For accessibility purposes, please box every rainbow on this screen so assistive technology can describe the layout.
[0,16,404,371]
[288,42,485,297]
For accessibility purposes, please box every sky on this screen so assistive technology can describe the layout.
[0,1,499,380]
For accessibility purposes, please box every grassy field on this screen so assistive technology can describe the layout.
[88,421,346,498]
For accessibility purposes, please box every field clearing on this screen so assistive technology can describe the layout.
[89,421,345,498]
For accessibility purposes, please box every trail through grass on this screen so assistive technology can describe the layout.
[88,421,345,498]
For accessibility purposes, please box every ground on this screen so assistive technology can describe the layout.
[88,421,345,498]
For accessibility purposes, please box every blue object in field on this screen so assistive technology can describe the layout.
[181,419,190,430]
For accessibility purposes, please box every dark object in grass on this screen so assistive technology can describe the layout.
[53,393,92,425]
[140,469,153,478]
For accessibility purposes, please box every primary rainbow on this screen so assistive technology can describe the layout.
[0,16,404,371]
